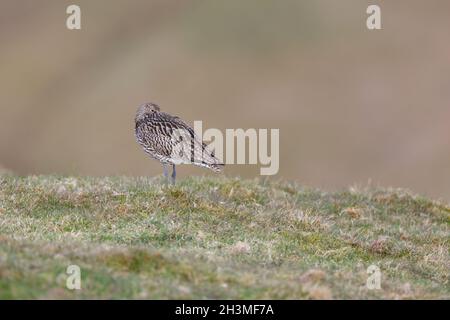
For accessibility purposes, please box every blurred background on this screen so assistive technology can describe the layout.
[1,0,449,200]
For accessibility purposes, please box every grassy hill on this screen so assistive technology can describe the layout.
[0,174,448,299]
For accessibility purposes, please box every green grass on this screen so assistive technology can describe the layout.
[0,174,448,299]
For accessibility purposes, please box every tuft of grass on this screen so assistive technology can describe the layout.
[0,174,448,299]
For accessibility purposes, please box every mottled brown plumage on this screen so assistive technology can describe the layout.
[135,102,223,183]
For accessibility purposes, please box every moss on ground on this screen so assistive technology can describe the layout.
[0,174,448,299]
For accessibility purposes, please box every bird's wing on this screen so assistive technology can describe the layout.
[158,113,224,170]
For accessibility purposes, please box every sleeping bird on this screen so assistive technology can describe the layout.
[135,102,223,184]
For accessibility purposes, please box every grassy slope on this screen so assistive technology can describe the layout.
[0,174,448,299]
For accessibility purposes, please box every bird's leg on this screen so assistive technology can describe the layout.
[171,164,176,185]
[162,164,169,184]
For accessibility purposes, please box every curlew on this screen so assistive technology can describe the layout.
[135,102,223,184]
